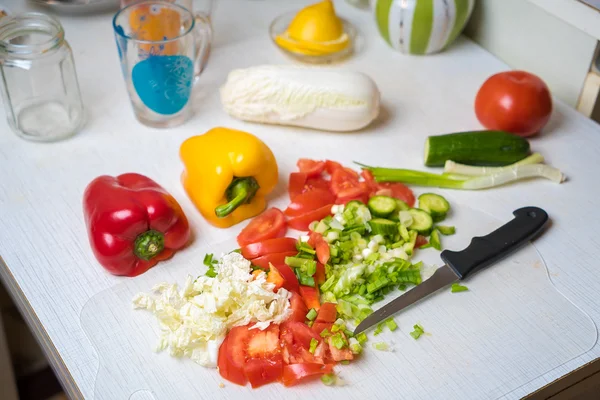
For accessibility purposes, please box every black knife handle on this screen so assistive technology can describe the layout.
[440,206,549,280]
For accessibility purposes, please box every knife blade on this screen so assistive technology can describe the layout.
[354,206,549,335]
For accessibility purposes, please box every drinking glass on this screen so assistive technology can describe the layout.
[113,1,212,128]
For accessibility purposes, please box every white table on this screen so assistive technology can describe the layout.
[1,1,600,399]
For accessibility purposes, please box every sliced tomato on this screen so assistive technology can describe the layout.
[284,189,336,217]
[312,321,333,336]
[415,235,429,248]
[217,336,236,384]
[299,285,320,311]
[304,176,331,192]
[244,324,282,388]
[316,302,337,323]
[287,204,334,232]
[314,235,330,265]
[237,208,287,247]
[282,321,322,349]
[240,237,297,259]
[289,292,308,322]
[274,263,300,293]
[297,159,326,177]
[224,326,253,386]
[289,172,308,200]
[331,168,369,198]
[375,182,415,207]
[246,324,280,358]
[360,169,378,191]
[335,193,370,205]
[266,264,285,291]
[314,262,326,285]
[327,335,354,362]
[244,357,283,388]
[250,251,297,269]
[324,160,343,175]
[281,363,334,387]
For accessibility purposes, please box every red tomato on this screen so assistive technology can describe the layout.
[475,70,553,137]
[327,335,354,361]
[375,182,415,207]
[250,251,297,269]
[240,237,297,259]
[305,176,331,192]
[315,237,330,265]
[316,303,337,323]
[415,235,429,248]
[284,189,336,217]
[217,336,235,384]
[244,324,282,388]
[281,363,333,387]
[299,285,320,311]
[237,208,287,247]
[314,262,326,285]
[335,193,370,205]
[289,292,308,322]
[287,204,333,231]
[331,168,368,198]
[244,358,283,388]
[289,172,308,200]
[360,169,378,191]
[274,263,300,293]
[324,160,343,175]
[223,326,252,386]
[297,159,326,177]
[312,321,333,336]
[282,321,322,349]
[266,264,285,291]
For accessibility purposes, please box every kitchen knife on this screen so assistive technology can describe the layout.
[354,206,549,335]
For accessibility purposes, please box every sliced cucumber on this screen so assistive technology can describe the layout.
[368,218,397,236]
[430,229,442,250]
[398,224,410,242]
[408,209,433,235]
[436,225,456,236]
[403,230,418,256]
[418,193,450,221]
[394,199,410,211]
[346,200,365,210]
[368,196,397,217]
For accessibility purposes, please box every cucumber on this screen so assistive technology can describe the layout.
[346,200,365,210]
[424,130,530,167]
[418,193,450,220]
[368,196,397,217]
[408,209,433,235]
[368,218,397,236]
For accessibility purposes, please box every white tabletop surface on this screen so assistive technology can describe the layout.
[1,1,600,399]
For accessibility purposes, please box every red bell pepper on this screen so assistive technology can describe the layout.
[83,173,191,276]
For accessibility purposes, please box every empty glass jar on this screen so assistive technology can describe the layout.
[0,13,84,142]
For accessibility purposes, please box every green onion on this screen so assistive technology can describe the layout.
[331,333,347,349]
[231,248,241,254]
[356,332,367,344]
[307,320,314,327]
[343,328,354,338]
[296,241,316,255]
[399,224,410,242]
[320,328,331,338]
[306,308,318,321]
[309,338,319,354]
[341,360,350,365]
[385,318,398,332]
[373,322,384,336]
[314,220,329,234]
[359,160,565,189]
[331,324,341,333]
[372,342,389,351]
[410,324,425,340]
[436,225,456,236]
[451,283,469,293]
[299,275,315,287]
[321,373,336,386]
[443,153,545,176]
[349,337,362,354]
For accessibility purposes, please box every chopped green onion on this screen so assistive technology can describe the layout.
[306,308,318,321]
[399,224,410,242]
[443,153,545,176]
[296,241,316,255]
[385,318,398,332]
[341,360,350,365]
[331,324,341,333]
[410,324,425,340]
[321,374,336,386]
[436,225,456,235]
[349,337,362,354]
[315,220,329,234]
[373,322,384,336]
[331,333,347,349]
[309,338,319,354]
[203,253,216,266]
[343,328,354,338]
[231,248,241,254]
[356,332,367,344]
[307,320,314,327]
[451,283,469,293]
[372,342,389,351]
[299,275,316,287]
[320,328,331,338]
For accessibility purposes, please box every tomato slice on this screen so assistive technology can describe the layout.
[223,326,253,386]
[284,189,336,217]
[289,172,308,200]
[299,285,320,311]
[244,357,283,388]
[331,168,369,198]
[289,292,308,322]
[311,321,333,336]
[335,193,370,205]
[314,235,330,265]
[415,235,429,248]
[246,324,280,358]
[240,237,297,259]
[305,176,331,192]
[273,263,300,293]
[250,251,297,269]
[237,208,287,247]
[287,204,333,232]
[297,159,326,177]
[266,264,285,291]
[324,160,343,175]
[360,169,378,191]
[244,324,282,388]
[327,335,354,361]
[281,363,334,387]
[314,262,326,285]
[316,302,337,323]
[282,321,322,349]
[375,182,415,207]
[217,336,233,384]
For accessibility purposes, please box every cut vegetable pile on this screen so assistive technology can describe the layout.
[134,158,458,389]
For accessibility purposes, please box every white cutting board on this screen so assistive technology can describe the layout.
[80,202,597,400]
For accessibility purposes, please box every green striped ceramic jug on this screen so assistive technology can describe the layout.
[373,0,475,54]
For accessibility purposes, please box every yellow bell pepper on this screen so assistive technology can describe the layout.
[179,127,278,228]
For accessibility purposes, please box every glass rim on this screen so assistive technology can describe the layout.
[0,12,64,55]
[113,0,196,45]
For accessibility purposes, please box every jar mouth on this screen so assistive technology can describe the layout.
[0,12,64,55]
[113,0,195,45]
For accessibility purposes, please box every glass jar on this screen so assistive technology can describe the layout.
[0,13,84,142]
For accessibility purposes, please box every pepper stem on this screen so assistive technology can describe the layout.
[215,177,260,218]
[133,230,165,260]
